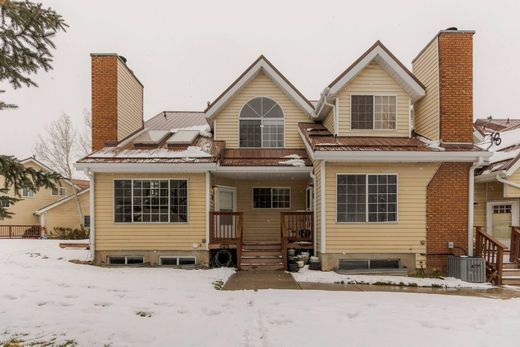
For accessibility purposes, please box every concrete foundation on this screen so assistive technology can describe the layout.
[320,252,417,273]
[95,250,210,266]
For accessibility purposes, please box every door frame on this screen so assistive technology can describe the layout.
[215,185,237,212]
[486,200,519,237]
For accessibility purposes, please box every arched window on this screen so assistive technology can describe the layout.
[239,97,284,148]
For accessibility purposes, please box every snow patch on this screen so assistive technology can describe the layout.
[171,124,212,138]
[91,146,212,159]
[292,267,493,289]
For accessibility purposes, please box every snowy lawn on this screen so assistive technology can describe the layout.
[293,266,494,289]
[1,240,520,347]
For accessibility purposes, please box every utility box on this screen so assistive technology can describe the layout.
[447,256,486,283]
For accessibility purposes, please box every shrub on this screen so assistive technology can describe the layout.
[50,227,89,240]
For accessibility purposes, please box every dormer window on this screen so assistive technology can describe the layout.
[239,97,284,148]
[351,95,396,130]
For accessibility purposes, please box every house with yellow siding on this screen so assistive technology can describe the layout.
[0,158,90,237]
[77,28,494,274]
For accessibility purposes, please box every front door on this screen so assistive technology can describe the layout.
[487,201,519,246]
[216,187,237,235]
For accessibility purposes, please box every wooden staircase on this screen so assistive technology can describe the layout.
[502,248,520,285]
[240,241,284,271]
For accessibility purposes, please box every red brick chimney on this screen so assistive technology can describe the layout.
[438,30,474,143]
[412,29,474,143]
[91,54,144,151]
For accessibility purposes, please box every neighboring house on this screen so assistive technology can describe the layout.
[0,157,90,235]
[77,28,490,272]
[474,119,520,245]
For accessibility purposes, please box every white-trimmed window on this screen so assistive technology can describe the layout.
[337,174,397,223]
[114,179,188,223]
[107,256,144,265]
[239,97,284,148]
[253,187,290,208]
[21,188,36,198]
[51,187,67,196]
[351,95,396,130]
[159,256,196,266]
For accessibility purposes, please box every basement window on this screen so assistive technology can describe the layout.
[159,256,196,266]
[107,256,144,265]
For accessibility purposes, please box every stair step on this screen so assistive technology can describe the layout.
[502,277,520,286]
[241,264,284,271]
[242,245,281,251]
[242,241,281,246]
[503,263,519,269]
[241,257,283,264]
[241,251,282,257]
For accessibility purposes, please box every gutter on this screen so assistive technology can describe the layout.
[468,156,485,256]
[496,174,520,189]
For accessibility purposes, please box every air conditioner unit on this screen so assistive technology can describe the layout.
[447,255,486,283]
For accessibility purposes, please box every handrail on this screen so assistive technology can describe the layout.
[474,226,505,284]
[510,226,520,264]
[280,211,314,270]
[209,211,243,270]
[0,225,41,239]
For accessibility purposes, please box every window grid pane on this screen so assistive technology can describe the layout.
[368,174,397,222]
[170,180,188,222]
[262,119,284,147]
[253,188,271,208]
[374,96,396,130]
[272,188,290,208]
[351,95,374,130]
[114,180,132,223]
[132,180,169,223]
[337,175,366,222]
[239,119,261,147]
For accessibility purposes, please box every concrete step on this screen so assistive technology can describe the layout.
[241,263,284,271]
[241,251,282,257]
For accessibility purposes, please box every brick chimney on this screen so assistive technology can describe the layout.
[412,29,474,143]
[91,54,144,151]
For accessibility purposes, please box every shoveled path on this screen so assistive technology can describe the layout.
[223,271,301,290]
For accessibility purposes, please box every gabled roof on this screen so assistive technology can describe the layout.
[315,41,426,118]
[204,55,315,124]
[19,157,83,190]
[35,188,90,215]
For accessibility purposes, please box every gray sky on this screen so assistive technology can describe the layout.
[2,0,520,159]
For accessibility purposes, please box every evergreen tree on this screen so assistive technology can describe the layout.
[0,0,67,219]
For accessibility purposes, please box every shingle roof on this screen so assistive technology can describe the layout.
[298,123,483,152]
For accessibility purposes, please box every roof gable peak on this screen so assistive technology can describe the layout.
[204,55,315,124]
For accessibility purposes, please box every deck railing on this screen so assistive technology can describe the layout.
[209,211,243,269]
[0,225,41,239]
[280,211,314,270]
[474,226,507,285]
[510,226,520,264]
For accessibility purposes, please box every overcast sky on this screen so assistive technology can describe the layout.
[2,0,520,159]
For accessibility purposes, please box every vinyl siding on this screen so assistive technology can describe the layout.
[0,161,72,226]
[412,38,440,140]
[117,59,143,141]
[213,71,310,148]
[43,191,90,232]
[324,162,439,260]
[323,109,335,134]
[94,172,206,251]
[504,169,520,198]
[336,61,411,137]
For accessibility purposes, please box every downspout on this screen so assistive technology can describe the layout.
[468,156,485,256]
[86,169,95,260]
[205,172,210,250]
[320,160,326,254]
[310,170,317,253]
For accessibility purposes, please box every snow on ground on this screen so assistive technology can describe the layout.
[293,266,493,289]
[2,240,520,347]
